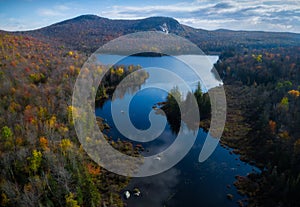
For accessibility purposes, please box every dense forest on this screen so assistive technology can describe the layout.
[0,33,146,207]
[1,14,300,207]
[215,46,300,206]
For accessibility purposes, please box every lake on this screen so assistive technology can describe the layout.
[95,55,258,207]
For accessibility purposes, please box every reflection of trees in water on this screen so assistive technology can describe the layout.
[112,84,141,100]
[158,87,181,134]
[112,70,149,100]
[95,64,149,104]
[96,66,211,134]
[159,82,211,134]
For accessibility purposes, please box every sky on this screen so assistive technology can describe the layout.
[0,0,299,33]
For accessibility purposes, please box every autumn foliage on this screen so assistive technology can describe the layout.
[215,46,300,206]
[0,33,129,207]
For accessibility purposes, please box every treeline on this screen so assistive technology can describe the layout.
[217,47,300,86]
[160,83,211,133]
[215,46,300,206]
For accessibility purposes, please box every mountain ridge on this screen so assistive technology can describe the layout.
[11,14,300,54]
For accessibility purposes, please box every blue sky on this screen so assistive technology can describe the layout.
[0,0,299,33]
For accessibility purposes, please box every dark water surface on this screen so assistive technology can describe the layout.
[95,55,258,207]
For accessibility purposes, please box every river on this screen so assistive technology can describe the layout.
[95,54,258,207]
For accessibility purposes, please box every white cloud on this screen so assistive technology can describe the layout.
[0,0,299,33]
[38,9,63,17]
[37,4,71,17]
[0,17,45,31]
[101,2,215,18]
[55,5,70,11]
[178,17,237,30]
[101,0,300,33]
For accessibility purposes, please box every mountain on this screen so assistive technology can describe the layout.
[17,14,300,54]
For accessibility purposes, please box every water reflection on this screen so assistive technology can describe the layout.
[94,55,256,206]
[125,168,181,207]
[111,69,149,100]
[98,54,222,93]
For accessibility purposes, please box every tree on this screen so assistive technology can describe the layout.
[60,138,73,155]
[194,82,211,119]
[65,193,80,207]
[279,97,289,110]
[1,126,13,140]
[268,120,276,135]
[161,86,182,133]
[194,82,203,102]
[28,150,43,174]
[1,126,14,151]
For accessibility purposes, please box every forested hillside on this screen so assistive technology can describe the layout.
[1,14,300,207]
[215,46,300,207]
[0,33,142,207]
[17,15,300,54]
